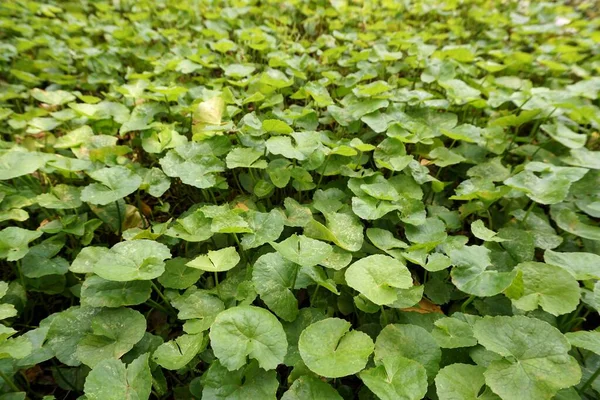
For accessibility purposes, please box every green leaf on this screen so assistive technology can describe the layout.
[505,262,580,316]
[202,360,279,400]
[374,324,441,381]
[153,333,208,370]
[281,375,342,400]
[541,123,587,149]
[76,307,146,367]
[46,306,101,366]
[565,331,600,355]
[165,210,213,242]
[298,318,374,378]
[209,306,287,371]
[551,206,600,240]
[504,162,587,205]
[36,184,82,209]
[194,96,224,125]
[405,218,447,245]
[160,143,225,189]
[0,227,42,261]
[0,151,47,180]
[431,316,478,348]
[435,364,499,400]
[186,247,240,272]
[359,356,428,400]
[83,353,151,400]
[473,316,581,400]
[282,308,327,366]
[471,220,507,242]
[31,88,75,105]
[92,239,172,281]
[345,255,412,305]
[449,245,516,297]
[305,82,334,107]
[81,167,142,206]
[226,147,267,169]
[304,212,364,252]
[241,210,285,250]
[252,252,299,322]
[157,257,203,289]
[262,119,293,134]
[544,250,600,280]
[271,234,332,268]
[81,276,151,308]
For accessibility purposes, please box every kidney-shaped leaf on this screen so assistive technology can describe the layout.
[76,307,146,367]
[81,166,142,205]
[83,353,151,400]
[252,252,299,322]
[298,318,374,378]
[153,333,208,370]
[92,240,171,281]
[473,316,581,400]
[209,306,287,371]
[505,262,580,316]
[186,247,240,272]
[360,355,428,400]
[435,363,498,400]
[345,255,412,305]
[271,234,332,268]
[449,245,516,297]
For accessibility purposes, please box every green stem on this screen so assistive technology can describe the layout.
[522,201,535,223]
[310,284,320,304]
[214,272,221,298]
[115,200,122,237]
[0,370,21,392]
[381,306,389,327]
[580,364,600,394]
[461,295,475,313]
[151,281,175,314]
[315,153,331,191]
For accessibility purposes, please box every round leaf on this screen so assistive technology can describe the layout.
[209,306,287,371]
[298,318,374,378]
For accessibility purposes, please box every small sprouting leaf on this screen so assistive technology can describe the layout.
[186,247,240,272]
[298,318,374,378]
[345,255,412,305]
[209,306,287,371]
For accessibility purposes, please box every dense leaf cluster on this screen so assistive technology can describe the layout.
[0,0,600,399]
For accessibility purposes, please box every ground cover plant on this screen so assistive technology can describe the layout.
[0,0,599,398]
